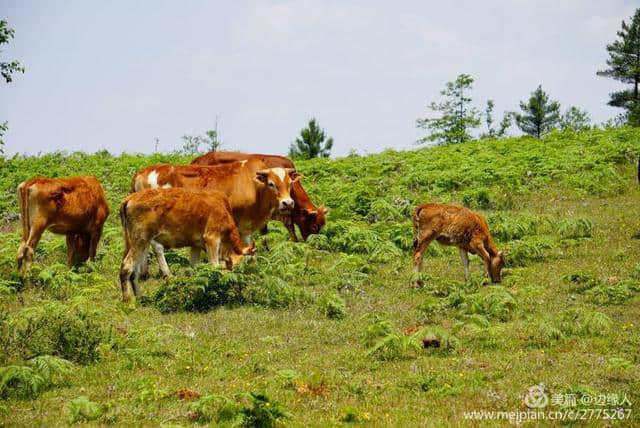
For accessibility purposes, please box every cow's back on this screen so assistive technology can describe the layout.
[192,151,295,169]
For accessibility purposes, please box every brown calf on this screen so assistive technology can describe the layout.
[191,151,326,241]
[119,188,254,301]
[16,176,110,274]
[412,203,504,284]
[131,159,300,277]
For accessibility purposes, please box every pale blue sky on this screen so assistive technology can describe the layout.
[0,1,636,156]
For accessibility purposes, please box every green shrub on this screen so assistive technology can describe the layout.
[318,293,347,319]
[457,287,517,321]
[557,218,593,239]
[507,238,554,267]
[0,356,73,399]
[69,396,104,423]
[488,213,542,241]
[585,282,632,305]
[557,309,612,337]
[151,265,245,313]
[189,392,288,426]
[365,333,422,361]
[563,271,600,293]
[0,302,110,364]
[461,188,493,209]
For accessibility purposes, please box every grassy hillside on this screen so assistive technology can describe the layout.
[0,127,639,426]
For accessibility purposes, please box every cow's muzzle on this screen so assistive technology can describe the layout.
[279,198,294,213]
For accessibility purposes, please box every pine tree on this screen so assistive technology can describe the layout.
[597,8,640,126]
[481,100,512,138]
[1,20,25,156]
[416,74,480,145]
[514,85,560,139]
[289,118,333,159]
[560,106,591,132]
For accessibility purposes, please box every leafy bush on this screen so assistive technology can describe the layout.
[0,356,73,399]
[68,396,104,423]
[585,282,632,305]
[563,271,600,293]
[189,392,288,426]
[0,302,110,364]
[488,213,542,241]
[557,309,612,337]
[507,238,554,267]
[365,333,422,361]
[318,293,347,319]
[457,287,517,321]
[151,265,245,313]
[557,218,593,239]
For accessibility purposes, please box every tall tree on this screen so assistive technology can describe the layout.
[514,85,560,139]
[481,99,512,138]
[560,106,591,132]
[597,8,640,126]
[289,118,333,159]
[416,74,480,145]
[1,20,25,156]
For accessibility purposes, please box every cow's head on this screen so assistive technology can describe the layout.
[297,206,328,240]
[489,251,505,283]
[254,168,301,214]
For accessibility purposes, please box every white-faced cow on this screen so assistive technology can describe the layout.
[130,159,300,277]
[191,151,327,241]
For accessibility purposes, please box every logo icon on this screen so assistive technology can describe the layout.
[524,385,548,408]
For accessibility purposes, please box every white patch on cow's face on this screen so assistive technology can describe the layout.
[272,168,286,182]
[147,170,159,188]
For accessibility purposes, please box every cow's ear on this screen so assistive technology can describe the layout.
[306,209,317,220]
[254,170,269,184]
[287,169,302,182]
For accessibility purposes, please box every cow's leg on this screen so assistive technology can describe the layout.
[18,219,47,275]
[150,240,171,279]
[66,234,77,267]
[190,248,201,266]
[119,244,145,302]
[459,248,470,282]
[412,232,434,287]
[283,217,298,242]
[470,239,492,281]
[204,234,221,267]
[88,225,104,261]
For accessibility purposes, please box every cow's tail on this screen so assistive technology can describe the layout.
[18,182,30,241]
[119,199,131,256]
[412,206,423,249]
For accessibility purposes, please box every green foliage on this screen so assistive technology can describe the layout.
[151,265,245,313]
[563,271,600,293]
[514,85,560,138]
[456,287,517,322]
[0,356,73,399]
[289,118,333,159]
[557,309,613,337]
[416,73,480,145]
[0,20,25,84]
[488,213,542,241]
[506,238,554,267]
[68,396,103,423]
[560,106,591,132]
[0,302,110,364]
[318,293,347,319]
[365,333,422,361]
[585,282,632,305]
[557,218,593,239]
[189,392,288,426]
[597,8,640,126]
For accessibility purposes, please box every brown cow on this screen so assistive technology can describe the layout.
[16,176,110,274]
[118,188,255,301]
[131,159,300,277]
[412,203,504,285]
[191,151,326,241]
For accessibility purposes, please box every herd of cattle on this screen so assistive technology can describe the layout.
[15,151,505,301]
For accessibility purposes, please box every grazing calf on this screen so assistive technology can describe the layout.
[119,188,255,302]
[191,151,327,241]
[412,203,504,284]
[16,176,110,274]
[130,159,300,277]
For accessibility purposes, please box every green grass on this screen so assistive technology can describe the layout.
[0,127,639,425]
